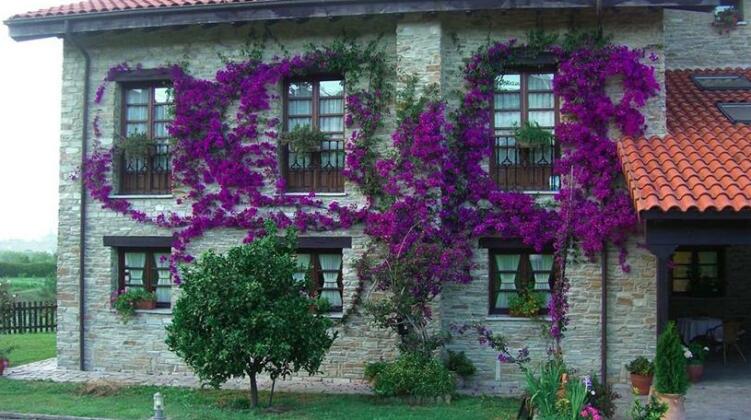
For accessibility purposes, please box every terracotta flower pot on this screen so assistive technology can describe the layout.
[630,373,653,396]
[0,358,8,376]
[654,391,686,420]
[687,363,704,383]
[134,299,156,310]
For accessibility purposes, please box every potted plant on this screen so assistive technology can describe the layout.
[508,289,545,318]
[712,6,740,34]
[280,125,327,153]
[626,356,654,396]
[654,322,689,420]
[513,121,554,149]
[685,342,709,383]
[116,132,156,158]
[111,288,157,322]
[0,346,15,376]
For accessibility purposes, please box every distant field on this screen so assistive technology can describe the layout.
[2,277,53,302]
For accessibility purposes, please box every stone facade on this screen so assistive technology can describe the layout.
[664,1,751,69]
[57,8,670,393]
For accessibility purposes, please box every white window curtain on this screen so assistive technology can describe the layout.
[495,254,520,309]
[318,254,343,309]
[293,254,311,282]
[124,252,146,287]
[530,254,554,305]
[154,252,171,304]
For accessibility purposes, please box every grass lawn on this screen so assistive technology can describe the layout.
[0,379,518,419]
[0,333,55,366]
[2,277,51,302]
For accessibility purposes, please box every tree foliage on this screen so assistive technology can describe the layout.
[165,225,337,407]
[654,322,689,395]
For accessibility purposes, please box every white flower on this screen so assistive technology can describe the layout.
[591,391,596,395]
[704,347,709,351]
[684,350,693,359]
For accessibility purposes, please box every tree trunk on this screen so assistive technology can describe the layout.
[249,372,259,408]
[269,377,276,407]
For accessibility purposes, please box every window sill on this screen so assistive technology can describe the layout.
[109,194,174,199]
[485,314,551,322]
[327,312,344,319]
[522,190,558,196]
[284,192,348,197]
[135,308,172,315]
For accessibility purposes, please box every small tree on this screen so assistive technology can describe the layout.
[165,225,337,408]
[654,322,689,395]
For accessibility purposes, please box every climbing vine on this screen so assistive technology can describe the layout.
[82,33,658,352]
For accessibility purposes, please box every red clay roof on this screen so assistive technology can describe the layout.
[11,0,256,19]
[619,68,751,214]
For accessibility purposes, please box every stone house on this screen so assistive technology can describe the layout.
[5,0,751,395]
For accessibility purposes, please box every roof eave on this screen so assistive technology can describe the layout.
[5,0,721,42]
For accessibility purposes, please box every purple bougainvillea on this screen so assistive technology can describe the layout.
[81,38,658,349]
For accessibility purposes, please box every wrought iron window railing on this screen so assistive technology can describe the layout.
[491,136,560,192]
[119,143,171,195]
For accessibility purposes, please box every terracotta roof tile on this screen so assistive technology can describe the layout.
[9,0,259,19]
[619,68,751,214]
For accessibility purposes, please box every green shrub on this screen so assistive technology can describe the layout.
[654,322,689,395]
[625,356,654,376]
[364,361,387,381]
[369,353,455,398]
[445,350,476,378]
[631,395,668,420]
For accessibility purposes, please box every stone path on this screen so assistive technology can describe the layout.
[613,357,751,420]
[5,358,372,394]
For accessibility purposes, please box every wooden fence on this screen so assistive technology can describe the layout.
[0,301,57,334]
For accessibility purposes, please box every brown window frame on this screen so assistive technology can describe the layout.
[296,248,344,313]
[118,80,173,195]
[669,247,725,298]
[491,70,561,192]
[488,249,555,315]
[282,77,345,193]
[117,247,172,309]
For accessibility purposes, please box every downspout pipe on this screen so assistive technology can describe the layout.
[600,244,608,382]
[65,20,90,372]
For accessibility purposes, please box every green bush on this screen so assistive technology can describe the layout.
[364,361,387,381]
[508,291,545,317]
[631,395,668,420]
[445,350,476,378]
[368,353,455,398]
[654,322,689,395]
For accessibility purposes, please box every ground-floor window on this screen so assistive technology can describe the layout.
[294,249,344,312]
[489,250,554,315]
[118,248,172,308]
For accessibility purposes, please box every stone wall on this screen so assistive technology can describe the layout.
[664,1,751,69]
[57,8,664,393]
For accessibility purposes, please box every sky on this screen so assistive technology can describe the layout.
[0,1,64,242]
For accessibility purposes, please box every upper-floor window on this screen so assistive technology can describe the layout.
[489,250,554,315]
[118,248,172,308]
[119,82,173,195]
[294,249,344,312]
[283,78,345,193]
[670,248,724,297]
[492,72,560,192]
